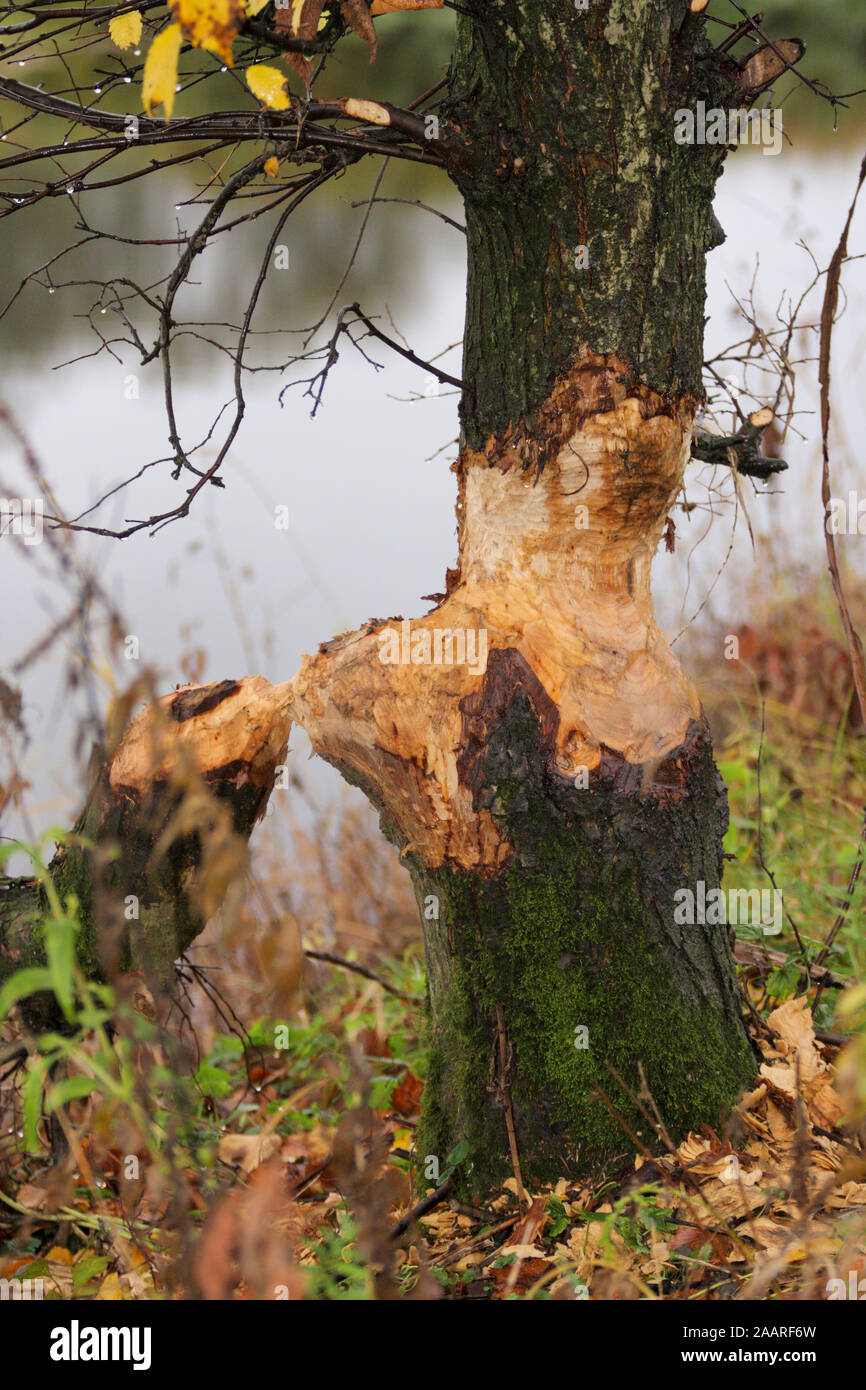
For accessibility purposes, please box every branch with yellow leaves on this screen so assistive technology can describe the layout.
[0,77,444,214]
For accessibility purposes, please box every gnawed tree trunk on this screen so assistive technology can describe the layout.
[0,1,763,1193]
[0,677,292,1028]
[289,1,756,1190]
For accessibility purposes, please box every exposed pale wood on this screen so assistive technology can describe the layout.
[109,674,294,796]
[0,677,294,1003]
[339,98,391,126]
[370,0,443,13]
[287,357,701,871]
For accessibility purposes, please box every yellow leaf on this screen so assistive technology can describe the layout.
[370,0,443,12]
[94,1271,125,1301]
[44,1245,74,1266]
[245,0,269,13]
[109,9,143,49]
[171,0,243,66]
[264,155,280,178]
[246,64,291,110]
[142,23,182,121]
[290,0,306,33]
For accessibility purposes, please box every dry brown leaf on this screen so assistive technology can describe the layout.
[825,1181,866,1210]
[279,0,325,89]
[639,1238,671,1280]
[761,1062,798,1099]
[341,0,376,55]
[811,1134,843,1171]
[745,1139,774,1163]
[740,1216,803,1258]
[808,1073,846,1128]
[677,1134,723,1165]
[194,1160,304,1300]
[740,1083,768,1112]
[15,1183,48,1210]
[766,1098,794,1143]
[768,995,821,1076]
[676,1167,765,1221]
[218,1131,281,1173]
[498,1242,548,1260]
[511,1195,548,1248]
[488,1255,550,1295]
[738,38,805,95]
[391,1069,424,1117]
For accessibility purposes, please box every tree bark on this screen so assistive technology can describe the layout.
[289,1,756,1191]
[1,677,292,1028]
[1,1,760,1193]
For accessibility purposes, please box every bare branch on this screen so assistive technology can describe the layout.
[690,422,787,480]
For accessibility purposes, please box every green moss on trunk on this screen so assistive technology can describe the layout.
[408,666,755,1198]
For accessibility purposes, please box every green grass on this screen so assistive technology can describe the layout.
[1,710,863,1298]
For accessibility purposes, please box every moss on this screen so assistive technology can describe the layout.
[26,779,205,991]
[414,835,755,1197]
[410,679,755,1199]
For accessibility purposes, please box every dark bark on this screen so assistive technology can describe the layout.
[447,0,731,447]
[410,655,755,1193]
[0,677,292,1027]
[396,0,757,1193]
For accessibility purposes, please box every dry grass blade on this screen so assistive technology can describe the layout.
[819,153,866,729]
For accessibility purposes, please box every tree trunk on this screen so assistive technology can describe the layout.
[289,1,755,1192]
[0,677,292,1028]
[1,1,758,1194]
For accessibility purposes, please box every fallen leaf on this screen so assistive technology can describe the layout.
[218,1131,281,1173]
[669,1225,711,1253]
[766,1098,794,1143]
[44,1245,74,1266]
[16,1183,48,1210]
[768,995,820,1077]
[391,1070,423,1117]
[94,1271,126,1300]
[499,1242,548,1260]
[511,1195,548,1249]
[488,1256,550,1295]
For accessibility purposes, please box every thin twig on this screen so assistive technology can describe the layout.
[389,1176,453,1241]
[303,949,419,1001]
[495,1004,528,1209]
[347,302,464,387]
